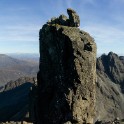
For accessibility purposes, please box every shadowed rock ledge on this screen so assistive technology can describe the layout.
[37,8,97,124]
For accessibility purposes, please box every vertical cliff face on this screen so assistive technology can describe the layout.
[37,8,97,124]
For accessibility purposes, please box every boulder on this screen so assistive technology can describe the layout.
[67,8,80,27]
[59,14,68,26]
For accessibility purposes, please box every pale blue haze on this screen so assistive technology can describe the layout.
[0,0,124,55]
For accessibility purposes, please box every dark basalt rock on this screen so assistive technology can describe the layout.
[37,8,96,124]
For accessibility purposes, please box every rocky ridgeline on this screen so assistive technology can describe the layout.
[0,77,37,124]
[3,77,37,91]
[95,52,124,122]
[37,8,97,124]
[97,52,124,86]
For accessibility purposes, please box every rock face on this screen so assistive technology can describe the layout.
[37,8,97,124]
[95,52,124,121]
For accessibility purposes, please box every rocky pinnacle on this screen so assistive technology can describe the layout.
[37,8,97,124]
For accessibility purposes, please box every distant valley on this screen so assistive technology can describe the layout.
[7,53,39,63]
[0,54,39,86]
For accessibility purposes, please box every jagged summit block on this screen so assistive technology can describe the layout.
[47,8,80,27]
[37,8,97,124]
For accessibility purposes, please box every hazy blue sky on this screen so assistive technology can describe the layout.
[0,0,124,55]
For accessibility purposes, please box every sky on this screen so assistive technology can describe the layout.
[0,0,124,55]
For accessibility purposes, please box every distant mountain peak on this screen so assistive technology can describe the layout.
[96,52,124,121]
[97,51,124,84]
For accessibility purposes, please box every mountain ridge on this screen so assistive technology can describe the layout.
[95,52,124,122]
[0,77,36,122]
